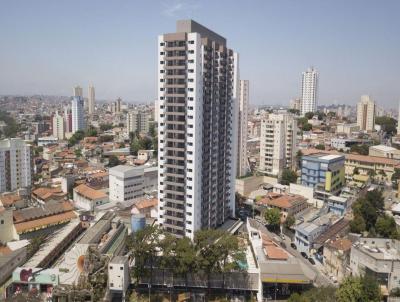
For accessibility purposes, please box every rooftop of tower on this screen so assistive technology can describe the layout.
[176,19,226,45]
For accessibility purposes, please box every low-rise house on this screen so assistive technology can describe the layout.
[323,238,352,282]
[350,238,400,294]
[31,187,68,204]
[327,195,348,216]
[73,184,109,212]
[131,198,158,218]
[294,214,335,255]
[258,193,308,221]
[0,193,27,209]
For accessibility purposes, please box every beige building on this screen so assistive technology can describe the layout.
[369,144,400,160]
[237,80,249,177]
[259,112,297,176]
[336,123,360,136]
[356,95,375,132]
[323,238,352,283]
[88,85,95,115]
[52,111,65,140]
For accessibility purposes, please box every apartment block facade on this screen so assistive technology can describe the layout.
[126,110,149,134]
[109,165,144,204]
[157,20,238,238]
[88,85,95,115]
[356,95,375,132]
[259,112,297,176]
[0,138,32,193]
[52,111,65,140]
[71,96,85,133]
[237,80,249,177]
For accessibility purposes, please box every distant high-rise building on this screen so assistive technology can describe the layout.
[73,85,83,97]
[301,68,318,115]
[290,98,302,111]
[260,112,298,176]
[157,20,238,238]
[397,101,400,134]
[116,98,121,113]
[356,95,375,132]
[237,80,249,177]
[52,111,65,139]
[88,85,95,115]
[71,96,85,133]
[0,138,32,193]
[127,110,149,134]
[64,106,72,133]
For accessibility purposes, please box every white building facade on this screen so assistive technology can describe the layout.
[71,96,85,133]
[157,20,238,239]
[259,112,297,176]
[0,138,32,193]
[126,110,149,134]
[52,111,65,140]
[301,67,318,115]
[109,165,144,204]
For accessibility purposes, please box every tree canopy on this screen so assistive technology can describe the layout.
[264,208,281,229]
[280,169,298,185]
[375,116,397,136]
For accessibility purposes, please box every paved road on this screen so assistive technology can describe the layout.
[250,219,334,287]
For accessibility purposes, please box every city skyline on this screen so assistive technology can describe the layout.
[1,0,400,107]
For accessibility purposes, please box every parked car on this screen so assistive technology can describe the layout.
[301,252,308,259]
[308,258,316,265]
[290,243,297,250]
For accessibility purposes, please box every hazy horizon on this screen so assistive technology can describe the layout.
[1,0,399,108]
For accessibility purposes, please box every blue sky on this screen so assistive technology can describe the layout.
[0,0,399,108]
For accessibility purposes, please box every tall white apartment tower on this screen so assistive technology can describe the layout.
[71,96,85,133]
[73,85,83,97]
[301,67,318,115]
[0,138,32,193]
[88,85,95,115]
[157,20,238,239]
[259,112,298,176]
[237,80,249,177]
[52,111,65,139]
[356,95,376,132]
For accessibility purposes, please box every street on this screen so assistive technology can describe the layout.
[250,219,334,287]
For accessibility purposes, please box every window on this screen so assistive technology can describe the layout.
[188,60,194,63]
[160,42,165,46]
[160,51,164,55]
[189,50,194,53]
[160,61,164,64]
[189,40,194,44]
[109,266,113,270]
[120,267,123,270]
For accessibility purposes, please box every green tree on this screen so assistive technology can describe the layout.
[107,155,120,167]
[350,215,366,234]
[336,276,364,302]
[280,169,298,185]
[305,112,314,119]
[350,144,369,155]
[74,149,82,158]
[99,123,113,131]
[85,126,98,137]
[392,168,400,184]
[264,208,281,229]
[149,123,157,138]
[315,144,325,150]
[288,109,300,115]
[302,123,312,131]
[284,215,296,229]
[375,116,397,136]
[375,215,399,238]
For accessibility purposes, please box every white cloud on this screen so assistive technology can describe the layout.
[162,0,200,17]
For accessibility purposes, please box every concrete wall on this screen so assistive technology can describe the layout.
[235,176,278,197]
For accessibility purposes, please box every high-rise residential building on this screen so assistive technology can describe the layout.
[127,110,149,134]
[88,85,95,115]
[64,106,72,133]
[356,95,375,132]
[237,80,249,177]
[73,85,83,97]
[71,96,85,133]
[289,98,302,111]
[301,67,318,115]
[259,112,298,176]
[52,111,65,139]
[397,101,400,134]
[157,20,238,239]
[0,138,32,193]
